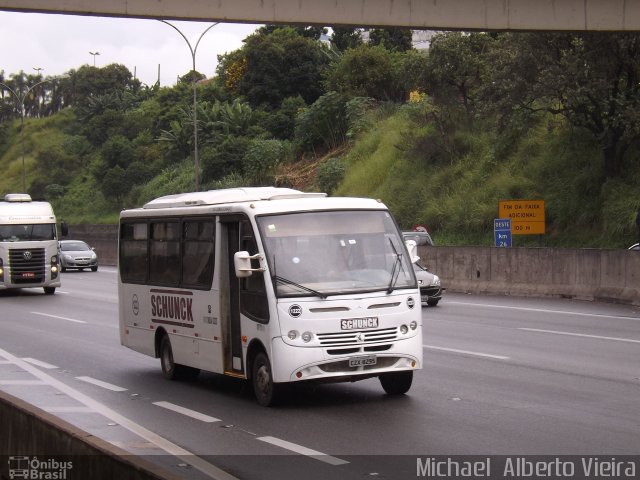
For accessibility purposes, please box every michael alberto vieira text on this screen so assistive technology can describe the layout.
[416,457,637,478]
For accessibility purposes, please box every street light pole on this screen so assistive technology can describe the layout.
[159,20,219,192]
[0,77,55,193]
[89,51,100,67]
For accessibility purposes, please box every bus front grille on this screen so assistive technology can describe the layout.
[9,248,46,284]
[317,327,398,346]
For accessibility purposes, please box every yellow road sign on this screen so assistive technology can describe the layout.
[499,200,545,235]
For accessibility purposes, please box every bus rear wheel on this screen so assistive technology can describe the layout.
[160,335,199,380]
[252,351,283,407]
[379,370,413,395]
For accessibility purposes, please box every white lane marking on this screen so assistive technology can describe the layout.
[0,348,239,480]
[257,436,349,466]
[518,328,640,344]
[423,345,510,360]
[30,312,87,324]
[42,406,95,413]
[0,380,47,385]
[75,376,128,392]
[22,358,58,369]
[447,301,640,321]
[153,401,221,423]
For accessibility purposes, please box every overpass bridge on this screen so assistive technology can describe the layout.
[0,0,639,31]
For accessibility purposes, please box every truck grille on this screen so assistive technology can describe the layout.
[9,248,46,284]
[317,327,398,346]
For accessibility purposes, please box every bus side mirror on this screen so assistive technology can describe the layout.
[60,221,69,238]
[234,251,266,278]
[405,240,420,264]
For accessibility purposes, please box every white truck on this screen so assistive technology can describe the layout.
[0,193,62,295]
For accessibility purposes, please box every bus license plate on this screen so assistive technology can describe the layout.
[349,356,377,368]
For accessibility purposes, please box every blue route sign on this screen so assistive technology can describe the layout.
[494,218,512,247]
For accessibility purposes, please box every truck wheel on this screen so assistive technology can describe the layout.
[43,287,56,295]
[252,351,283,407]
[379,371,413,395]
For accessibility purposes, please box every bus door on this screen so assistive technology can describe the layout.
[220,217,244,377]
[220,216,271,378]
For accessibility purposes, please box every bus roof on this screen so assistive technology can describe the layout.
[121,187,387,218]
[142,187,326,209]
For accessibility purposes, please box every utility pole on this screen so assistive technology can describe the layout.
[89,51,100,67]
[0,77,54,192]
[159,20,219,192]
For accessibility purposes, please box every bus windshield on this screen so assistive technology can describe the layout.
[256,210,415,298]
[0,224,56,242]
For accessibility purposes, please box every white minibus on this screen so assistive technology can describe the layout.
[118,187,422,406]
[0,194,62,295]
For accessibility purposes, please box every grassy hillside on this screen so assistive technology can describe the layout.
[334,103,640,248]
[1,102,639,248]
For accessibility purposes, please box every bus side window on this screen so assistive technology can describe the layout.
[182,220,215,289]
[240,221,269,323]
[149,221,180,285]
[120,222,148,283]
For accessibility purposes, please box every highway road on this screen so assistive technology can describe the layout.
[1,267,639,480]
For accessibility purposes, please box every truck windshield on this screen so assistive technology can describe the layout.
[0,224,56,242]
[256,210,415,298]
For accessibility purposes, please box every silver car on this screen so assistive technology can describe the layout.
[59,240,98,272]
[413,262,443,306]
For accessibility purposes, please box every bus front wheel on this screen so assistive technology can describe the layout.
[160,335,199,380]
[379,370,413,395]
[252,351,283,407]
[43,287,56,295]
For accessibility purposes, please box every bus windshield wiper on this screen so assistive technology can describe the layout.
[273,275,327,299]
[387,238,403,294]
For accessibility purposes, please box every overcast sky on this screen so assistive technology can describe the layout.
[0,11,260,87]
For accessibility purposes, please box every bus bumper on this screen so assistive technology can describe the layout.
[270,333,422,383]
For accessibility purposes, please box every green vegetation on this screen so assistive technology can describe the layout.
[1,28,639,248]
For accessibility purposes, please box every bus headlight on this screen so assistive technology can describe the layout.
[400,324,409,335]
[410,321,418,331]
[301,331,313,343]
[288,330,299,340]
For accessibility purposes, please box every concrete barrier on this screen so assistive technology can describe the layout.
[63,225,640,306]
[419,245,640,306]
[65,224,118,266]
[0,390,180,480]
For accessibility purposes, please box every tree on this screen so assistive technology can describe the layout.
[65,64,140,107]
[483,32,640,178]
[325,45,419,101]
[259,25,328,40]
[369,27,413,52]
[330,27,363,51]
[425,32,493,120]
[295,91,348,154]
[217,27,330,109]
